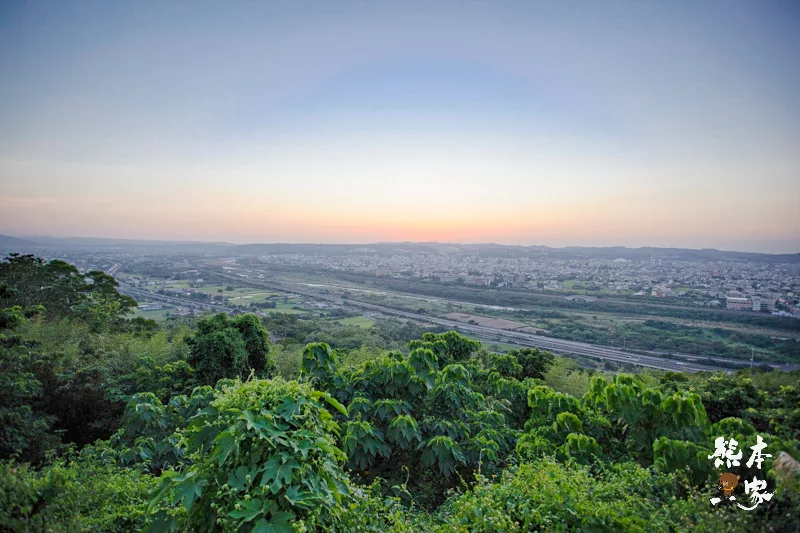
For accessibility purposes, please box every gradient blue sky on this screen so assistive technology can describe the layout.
[1,1,798,252]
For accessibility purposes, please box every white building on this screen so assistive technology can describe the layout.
[726,297,751,311]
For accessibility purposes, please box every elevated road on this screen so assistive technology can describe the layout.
[212,272,754,374]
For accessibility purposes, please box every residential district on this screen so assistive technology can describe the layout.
[36,245,800,319]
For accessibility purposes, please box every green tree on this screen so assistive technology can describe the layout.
[232,314,274,376]
[0,284,54,461]
[188,313,274,385]
[0,254,136,330]
[509,347,555,380]
[0,329,54,461]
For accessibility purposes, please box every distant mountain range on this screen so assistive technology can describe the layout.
[0,235,232,254]
[233,242,800,263]
[2,235,798,263]
[0,234,40,249]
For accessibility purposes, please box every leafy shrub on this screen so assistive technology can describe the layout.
[2,260,797,533]
[584,374,709,461]
[432,458,749,532]
[0,456,154,532]
[302,334,522,499]
[146,378,353,532]
[112,356,195,403]
[94,387,217,474]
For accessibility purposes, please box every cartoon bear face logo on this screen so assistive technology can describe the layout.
[719,472,740,497]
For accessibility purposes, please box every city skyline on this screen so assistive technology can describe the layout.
[1,1,799,252]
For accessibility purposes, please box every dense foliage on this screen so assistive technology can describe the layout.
[1,255,798,532]
[0,253,137,331]
[188,313,276,384]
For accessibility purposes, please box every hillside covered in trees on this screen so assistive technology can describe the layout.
[1,254,798,532]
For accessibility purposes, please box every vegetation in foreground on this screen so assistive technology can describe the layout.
[1,254,798,532]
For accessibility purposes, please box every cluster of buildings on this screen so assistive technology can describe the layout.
[252,251,800,316]
[39,246,800,320]
[724,291,787,313]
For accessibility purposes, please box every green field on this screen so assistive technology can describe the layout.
[134,278,290,306]
[193,285,283,303]
[672,286,694,293]
[338,316,376,328]
[260,302,308,315]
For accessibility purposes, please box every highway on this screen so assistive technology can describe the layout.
[118,282,236,314]
[212,271,749,374]
[256,265,771,316]
[116,269,794,374]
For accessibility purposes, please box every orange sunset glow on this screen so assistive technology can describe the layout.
[1,2,798,252]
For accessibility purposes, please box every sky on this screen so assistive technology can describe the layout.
[0,1,798,253]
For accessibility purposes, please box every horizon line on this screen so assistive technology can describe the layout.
[5,233,799,256]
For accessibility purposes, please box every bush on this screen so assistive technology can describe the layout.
[0,455,154,532]
[432,458,749,532]
[146,378,354,532]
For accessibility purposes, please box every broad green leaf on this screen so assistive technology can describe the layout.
[212,430,235,466]
[187,424,217,453]
[241,410,259,430]
[228,497,263,521]
[144,510,178,533]
[321,393,348,416]
[252,502,295,533]
[174,473,205,510]
[292,439,315,460]
[252,515,293,533]
[283,485,317,509]
[261,456,299,494]
[191,406,218,419]
[277,397,305,421]
[228,465,252,491]
[260,456,281,487]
